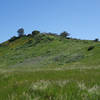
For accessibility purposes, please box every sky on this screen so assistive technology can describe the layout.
[0,0,100,43]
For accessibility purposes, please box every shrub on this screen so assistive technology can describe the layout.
[9,36,18,42]
[0,44,2,47]
[27,34,32,37]
[46,32,57,36]
[60,31,70,38]
[67,37,71,39]
[32,30,40,37]
[94,38,99,42]
[47,36,55,41]
[41,34,55,41]
[34,34,55,45]
[88,46,95,51]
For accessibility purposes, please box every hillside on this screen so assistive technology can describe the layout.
[0,33,100,100]
[0,33,99,68]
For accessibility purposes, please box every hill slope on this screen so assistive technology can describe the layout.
[0,34,99,68]
[0,34,100,100]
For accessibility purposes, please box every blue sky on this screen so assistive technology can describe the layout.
[0,0,100,43]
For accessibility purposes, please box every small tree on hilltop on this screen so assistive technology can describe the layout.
[94,38,99,42]
[17,28,24,37]
[60,31,70,38]
[32,30,40,37]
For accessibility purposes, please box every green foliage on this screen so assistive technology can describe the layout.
[27,34,32,37]
[34,34,55,45]
[32,30,40,37]
[94,38,99,42]
[44,32,58,36]
[60,31,70,38]
[88,46,95,51]
[9,36,19,42]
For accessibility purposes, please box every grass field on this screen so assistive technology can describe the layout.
[0,34,100,100]
[0,66,100,100]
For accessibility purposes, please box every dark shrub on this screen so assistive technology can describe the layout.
[0,44,2,47]
[27,34,32,37]
[94,38,99,42]
[88,46,95,51]
[46,32,57,36]
[9,36,18,42]
[67,37,71,39]
[60,31,70,38]
[32,30,40,37]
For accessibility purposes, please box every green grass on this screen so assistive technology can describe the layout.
[0,34,100,99]
[0,68,100,100]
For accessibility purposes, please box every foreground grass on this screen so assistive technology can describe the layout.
[0,66,100,100]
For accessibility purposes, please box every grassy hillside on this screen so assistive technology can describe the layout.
[0,33,100,100]
[0,33,99,67]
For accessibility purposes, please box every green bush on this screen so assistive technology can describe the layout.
[9,36,18,42]
[88,46,95,51]
[27,34,32,37]
[34,34,55,45]
[32,30,40,37]
[60,31,70,38]
[94,38,99,42]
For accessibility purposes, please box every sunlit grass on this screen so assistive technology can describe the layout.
[0,67,100,99]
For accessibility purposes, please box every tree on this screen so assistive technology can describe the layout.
[60,31,70,38]
[94,38,99,42]
[32,30,40,37]
[17,28,24,37]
